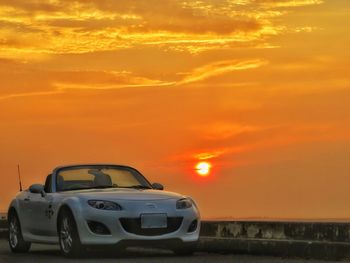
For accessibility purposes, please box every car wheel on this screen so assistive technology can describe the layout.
[173,242,197,256]
[58,209,83,258]
[8,212,31,253]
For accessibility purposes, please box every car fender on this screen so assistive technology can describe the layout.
[7,196,30,240]
[8,198,19,217]
[8,192,27,220]
[56,196,84,229]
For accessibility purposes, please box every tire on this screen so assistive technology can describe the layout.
[58,209,84,258]
[173,242,197,256]
[8,211,31,253]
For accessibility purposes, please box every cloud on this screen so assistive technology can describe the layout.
[53,70,175,89]
[0,90,63,100]
[257,0,323,8]
[56,59,268,90]
[0,56,270,100]
[195,122,262,140]
[0,0,61,12]
[178,59,268,85]
[195,151,225,160]
[0,0,323,56]
[0,59,175,99]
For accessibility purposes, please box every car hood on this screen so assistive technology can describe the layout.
[59,188,185,201]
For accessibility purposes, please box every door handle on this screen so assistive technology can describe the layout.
[24,198,30,202]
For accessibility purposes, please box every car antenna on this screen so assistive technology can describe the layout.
[17,164,23,192]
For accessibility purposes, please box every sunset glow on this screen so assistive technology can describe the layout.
[0,0,349,220]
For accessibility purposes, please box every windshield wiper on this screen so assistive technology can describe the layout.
[93,185,117,189]
[122,185,152,189]
[62,185,117,191]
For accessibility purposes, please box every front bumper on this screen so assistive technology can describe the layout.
[73,200,200,245]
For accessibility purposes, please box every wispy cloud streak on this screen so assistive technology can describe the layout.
[178,59,268,85]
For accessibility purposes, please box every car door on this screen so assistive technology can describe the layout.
[29,193,56,236]
[17,191,34,235]
[28,174,57,237]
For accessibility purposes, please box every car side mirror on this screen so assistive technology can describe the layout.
[152,183,164,190]
[29,184,46,197]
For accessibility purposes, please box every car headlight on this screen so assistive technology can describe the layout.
[88,200,122,210]
[176,198,193,209]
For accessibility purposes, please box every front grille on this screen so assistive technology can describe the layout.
[119,217,183,236]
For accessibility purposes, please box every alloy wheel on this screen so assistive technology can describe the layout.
[9,217,19,248]
[60,216,73,253]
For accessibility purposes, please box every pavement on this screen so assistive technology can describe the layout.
[0,240,347,263]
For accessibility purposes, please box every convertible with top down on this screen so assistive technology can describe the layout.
[7,164,200,257]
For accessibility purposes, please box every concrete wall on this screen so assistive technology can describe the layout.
[0,219,6,230]
[1,219,350,260]
[200,221,350,242]
[199,221,350,260]
[0,219,7,239]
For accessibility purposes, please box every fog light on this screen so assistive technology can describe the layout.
[187,219,198,233]
[87,221,111,235]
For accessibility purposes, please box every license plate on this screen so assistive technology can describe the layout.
[141,213,167,229]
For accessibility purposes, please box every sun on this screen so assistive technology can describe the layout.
[195,161,211,177]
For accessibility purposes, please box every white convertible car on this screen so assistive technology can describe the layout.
[8,164,200,257]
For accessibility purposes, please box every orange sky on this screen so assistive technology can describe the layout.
[0,0,349,219]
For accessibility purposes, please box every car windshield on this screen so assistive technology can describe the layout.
[56,166,152,192]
